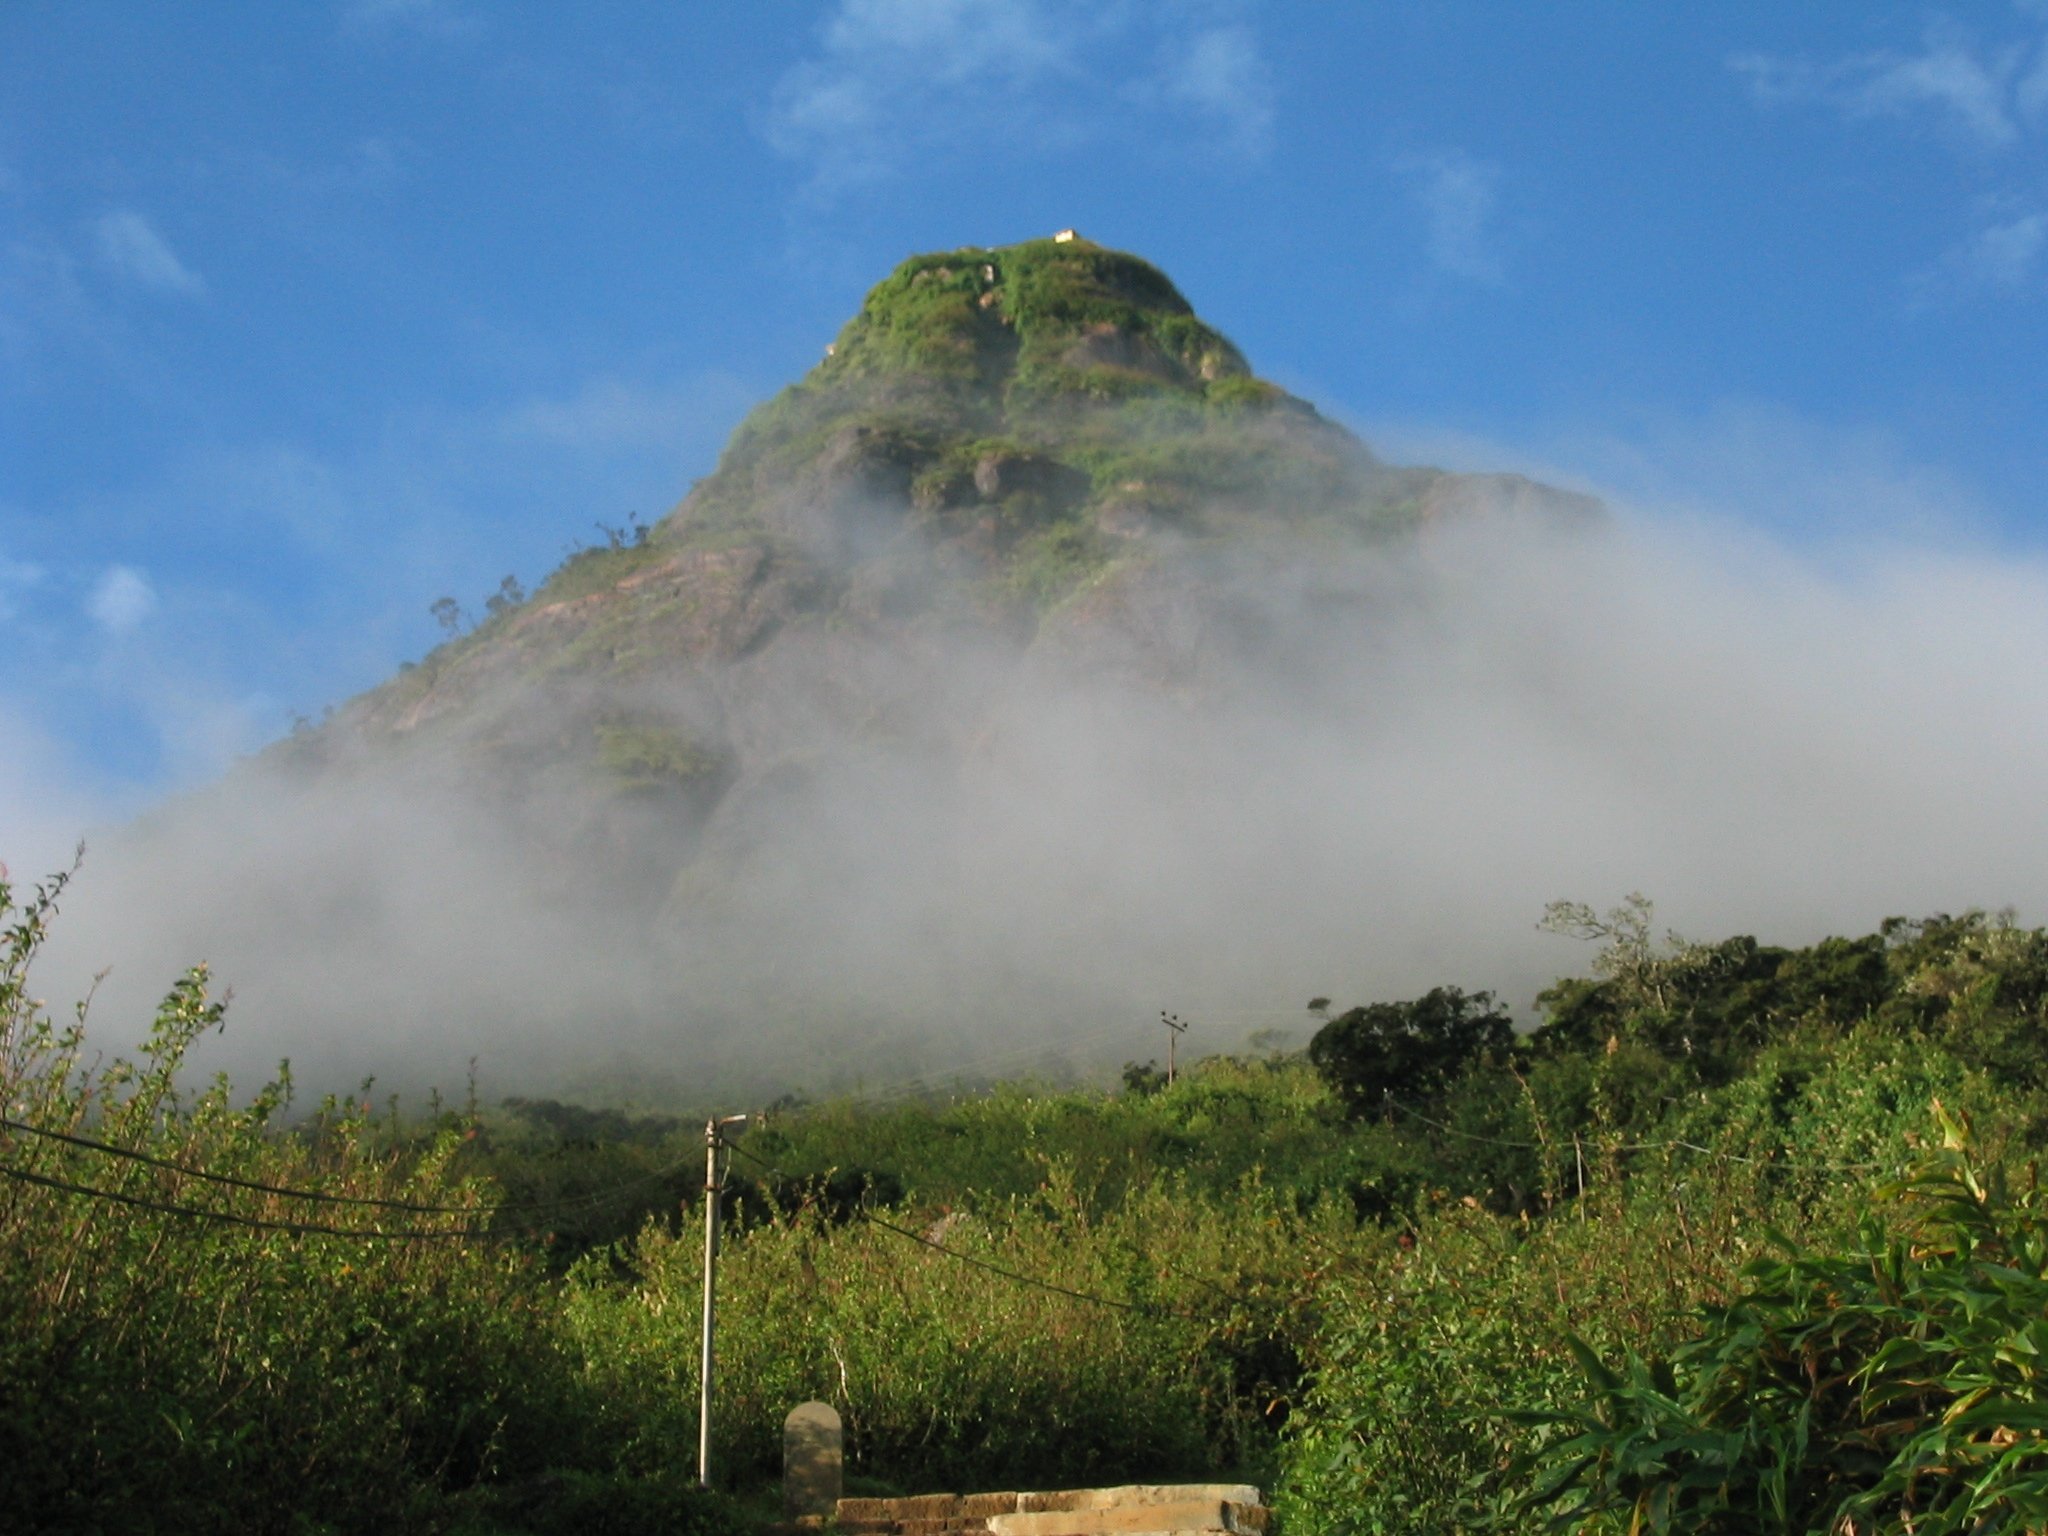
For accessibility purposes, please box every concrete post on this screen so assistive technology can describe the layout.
[783,1400,843,1522]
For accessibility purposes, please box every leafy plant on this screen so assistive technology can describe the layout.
[1511,1104,2048,1534]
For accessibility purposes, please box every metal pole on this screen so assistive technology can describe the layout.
[698,1116,721,1487]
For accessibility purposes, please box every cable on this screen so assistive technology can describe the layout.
[858,1210,1180,1317]
[1381,1095,1893,1173]
[721,1137,1192,1319]
[2,1115,488,1214]
[1,1113,703,1225]
[0,1159,480,1241]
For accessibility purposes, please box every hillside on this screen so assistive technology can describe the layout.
[316,239,1589,991]
[70,237,1601,1098]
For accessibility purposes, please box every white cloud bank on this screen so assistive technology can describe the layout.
[29,470,2048,1105]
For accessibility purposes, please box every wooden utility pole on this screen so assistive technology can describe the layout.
[1160,1011,1188,1086]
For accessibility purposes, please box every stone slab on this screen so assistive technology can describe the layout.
[961,1492,1025,1518]
[987,1499,1266,1536]
[1015,1487,1261,1515]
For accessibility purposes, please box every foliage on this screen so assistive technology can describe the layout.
[569,1163,1346,1494]
[20,861,2048,1529]
[1308,986,1515,1118]
[0,864,734,1534]
[1513,1105,2048,1534]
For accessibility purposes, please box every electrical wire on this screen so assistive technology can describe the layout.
[0,1112,702,1224]
[1381,1094,1894,1173]
[858,1209,1176,1317]
[2,1114,488,1214]
[721,1136,1192,1319]
[0,1159,480,1241]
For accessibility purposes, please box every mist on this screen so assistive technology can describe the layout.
[21,484,2048,1107]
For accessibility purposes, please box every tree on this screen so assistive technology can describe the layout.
[1121,1059,1167,1096]
[483,574,526,618]
[1308,986,1514,1119]
[429,595,465,635]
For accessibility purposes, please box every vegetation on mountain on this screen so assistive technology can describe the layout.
[329,239,1485,808]
[12,852,2048,1532]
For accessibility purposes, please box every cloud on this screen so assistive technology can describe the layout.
[86,566,157,635]
[1361,397,1998,549]
[1394,149,1505,285]
[500,374,758,452]
[767,0,1072,192]
[1941,208,2048,291]
[42,483,2048,1101]
[1129,21,1275,161]
[1730,20,2040,149]
[766,0,1275,199]
[2022,38,2048,122]
[92,210,204,296]
[339,0,480,40]
[0,697,108,886]
[0,551,45,622]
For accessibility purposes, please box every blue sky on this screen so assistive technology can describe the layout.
[6,0,2048,819]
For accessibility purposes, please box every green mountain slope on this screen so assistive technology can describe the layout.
[146,235,1604,1093]
[334,237,1588,809]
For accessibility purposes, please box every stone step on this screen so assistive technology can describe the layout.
[1016,1487,1262,1515]
[989,1499,1266,1536]
[833,1487,1268,1536]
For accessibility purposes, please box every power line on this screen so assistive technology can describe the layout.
[721,1137,1192,1319]
[1,1112,703,1225]
[859,1209,1178,1316]
[2,1114,488,1214]
[0,1159,480,1242]
[1381,1095,1894,1173]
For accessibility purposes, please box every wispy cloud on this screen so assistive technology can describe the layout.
[1394,149,1505,285]
[86,566,157,635]
[499,375,757,452]
[1732,14,2048,303]
[339,0,480,41]
[92,210,204,297]
[766,0,1275,200]
[0,552,44,623]
[1941,207,2048,292]
[1731,18,2043,149]
[1137,21,1275,161]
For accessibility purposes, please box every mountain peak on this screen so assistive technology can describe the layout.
[667,238,1383,568]
[818,236,1250,406]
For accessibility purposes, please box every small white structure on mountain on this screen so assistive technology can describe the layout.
[1053,228,1078,243]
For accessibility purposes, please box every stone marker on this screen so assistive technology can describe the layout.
[784,1400,843,1522]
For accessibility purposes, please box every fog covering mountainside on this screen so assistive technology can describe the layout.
[41,237,2048,1100]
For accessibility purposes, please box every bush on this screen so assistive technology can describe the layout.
[0,864,652,1532]
[1514,1105,2048,1533]
[1308,987,1514,1119]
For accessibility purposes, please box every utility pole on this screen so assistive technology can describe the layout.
[699,1112,752,1488]
[1160,1011,1188,1087]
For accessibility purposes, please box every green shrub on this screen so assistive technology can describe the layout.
[1513,1106,2048,1533]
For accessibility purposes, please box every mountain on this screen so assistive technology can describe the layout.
[323,235,1588,888]
[82,237,1599,1097]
